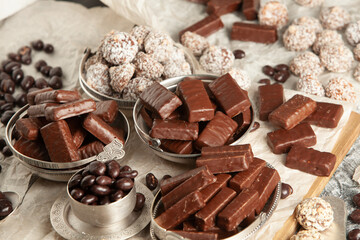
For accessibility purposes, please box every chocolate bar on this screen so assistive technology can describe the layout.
[195,187,236,231]
[140,106,153,128]
[229,157,267,193]
[303,102,344,128]
[162,167,216,209]
[67,117,86,148]
[233,107,252,136]
[34,89,81,104]
[269,94,317,130]
[93,100,118,123]
[45,99,96,121]
[150,119,199,141]
[15,118,45,140]
[140,82,182,120]
[231,22,277,44]
[83,113,125,145]
[201,144,253,157]
[217,189,259,231]
[160,140,193,154]
[209,74,251,118]
[195,111,238,149]
[155,191,205,229]
[177,79,214,122]
[179,14,224,38]
[286,145,336,176]
[172,230,218,240]
[242,0,260,20]
[40,120,80,162]
[78,141,105,159]
[14,137,50,161]
[26,87,53,105]
[240,210,255,227]
[200,174,232,202]
[27,103,59,117]
[267,123,316,154]
[258,84,284,121]
[250,167,280,214]
[207,0,242,16]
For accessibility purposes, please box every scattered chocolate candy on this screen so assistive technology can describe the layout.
[4,94,15,105]
[49,67,62,77]
[80,194,98,205]
[15,93,27,107]
[70,188,85,200]
[31,40,44,51]
[89,161,107,176]
[250,121,260,132]
[118,170,138,179]
[146,173,158,190]
[21,76,35,91]
[350,209,360,223]
[11,68,24,84]
[280,183,293,199]
[274,64,289,72]
[134,192,145,212]
[40,65,52,77]
[18,46,31,56]
[7,53,21,62]
[2,146,12,157]
[348,229,360,240]
[1,111,14,125]
[233,49,246,59]
[1,80,15,94]
[44,44,54,53]
[115,177,134,191]
[35,78,49,89]
[0,103,13,113]
[48,76,62,89]
[258,78,271,85]
[35,60,47,71]
[353,193,360,208]
[4,62,20,74]
[21,54,32,65]
[262,65,275,77]
[273,70,290,83]
[0,72,11,81]
[1,60,11,70]
[0,139,6,151]
[0,194,13,219]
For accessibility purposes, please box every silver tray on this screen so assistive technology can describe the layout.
[133,74,255,164]
[150,163,281,240]
[5,104,130,170]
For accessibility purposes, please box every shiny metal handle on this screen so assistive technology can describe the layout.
[96,139,125,162]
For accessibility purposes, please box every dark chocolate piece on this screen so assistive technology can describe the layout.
[207,0,242,16]
[286,145,336,176]
[200,174,232,203]
[78,141,105,159]
[34,89,81,104]
[45,99,96,121]
[150,119,198,141]
[67,117,86,149]
[93,100,118,123]
[183,220,197,232]
[232,107,252,136]
[13,137,50,161]
[26,87,53,105]
[280,183,293,199]
[231,22,277,44]
[179,14,224,38]
[15,118,46,140]
[242,0,260,20]
[201,144,253,157]
[140,106,153,128]
[302,102,344,128]
[172,230,218,240]
[258,84,284,121]
[27,103,59,117]
[267,123,316,154]
[269,94,317,130]
[160,140,193,154]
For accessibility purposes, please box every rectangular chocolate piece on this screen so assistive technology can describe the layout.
[78,141,105,159]
[179,14,224,38]
[234,107,252,135]
[34,89,81,104]
[302,102,344,128]
[67,117,86,149]
[150,119,198,141]
[45,99,96,121]
[286,145,336,176]
[15,117,46,140]
[27,103,60,117]
[172,230,218,240]
[250,167,280,214]
[140,106,153,128]
[160,140,193,154]
[258,84,284,121]
[202,144,253,157]
[209,74,251,118]
[155,191,205,229]
[267,123,316,154]
[269,94,317,130]
[195,111,238,149]
[14,137,50,161]
[162,167,216,209]
[242,0,260,20]
[40,120,80,162]
[93,100,118,123]
[140,82,182,120]
[183,220,197,231]
[177,79,214,122]
[231,22,277,44]
[240,210,255,227]
[26,87,53,105]
[217,189,259,231]
[201,174,232,203]
[229,157,267,193]
[207,0,242,16]
[195,187,236,231]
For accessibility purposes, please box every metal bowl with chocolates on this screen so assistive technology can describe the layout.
[133,74,255,164]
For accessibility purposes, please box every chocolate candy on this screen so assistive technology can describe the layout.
[231,22,278,44]
[4,62,20,74]
[27,103,59,117]
[40,65,52,77]
[83,113,125,145]
[0,72,11,81]
[146,173,158,190]
[348,229,360,240]
[206,0,242,16]
[45,99,96,121]
[80,175,96,189]
[4,94,15,105]
[350,210,360,224]
[34,60,47,71]
[140,82,182,120]
[273,70,290,83]
[93,100,118,123]
[1,111,14,125]
[0,103,13,113]
[35,78,49,89]
[12,68,24,84]
[202,144,252,156]
[115,177,134,191]
[49,67,62,77]
[71,188,85,200]
[150,119,198,141]
[21,54,31,65]
[258,84,284,121]
[242,0,260,20]
[232,107,252,136]
[140,106,153,128]
[302,102,344,128]
[267,123,316,154]
[179,14,224,38]
[26,87,53,105]
[209,74,251,118]
[78,141,104,159]
[8,53,21,62]
[353,193,360,207]
[280,183,293,199]
[172,230,218,240]
[21,76,35,91]
[107,160,121,179]
[200,174,231,203]
[1,80,15,94]
[66,117,86,148]
[0,199,13,217]
[96,175,112,186]
[48,76,63,89]
[34,89,80,104]
[258,78,271,85]
[269,94,317,130]
[90,184,111,196]
[262,65,275,77]
[13,137,50,161]
[31,40,44,51]
[134,192,145,211]
[15,117,45,140]
[40,120,80,162]
[160,140,193,154]
[274,64,289,72]
[44,44,54,53]
[233,49,246,59]
[250,121,260,132]
[286,145,336,176]
[2,146,12,157]
[182,220,197,231]
[177,79,214,122]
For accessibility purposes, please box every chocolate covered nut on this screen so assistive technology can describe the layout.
[206,0,242,16]
[0,199,13,217]
[302,102,344,128]
[4,62,20,74]
[49,67,62,77]
[26,87,53,105]
[233,49,246,59]
[1,80,15,94]
[119,170,138,179]
[93,100,118,123]
[96,176,112,186]
[90,184,111,196]
[71,188,85,200]
[0,72,11,81]
[111,190,125,202]
[107,160,121,179]
[21,54,31,65]
[35,78,49,89]
[8,53,21,62]
[179,14,224,38]
[231,22,277,44]
[69,174,82,190]
[2,146,12,157]
[40,65,52,77]
[1,111,15,125]
[150,119,198,141]
[275,64,289,72]
[348,229,360,240]
[81,194,98,205]
[134,193,145,212]
[48,76,62,89]
[353,193,360,207]
[13,137,50,161]
[273,70,290,83]
[21,76,35,91]
[80,175,96,189]
[35,89,80,104]
[146,173,158,190]
[120,165,132,172]
[242,0,260,20]
[44,44,54,53]
[262,65,275,76]
[281,183,293,199]
[4,94,15,105]
[115,178,133,191]
[31,40,44,51]
[35,60,47,71]
[350,210,360,224]
[45,99,96,121]
[258,83,284,121]
[11,68,23,84]
[89,161,106,176]
[0,103,13,113]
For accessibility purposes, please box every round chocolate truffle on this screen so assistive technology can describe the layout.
[283,25,316,52]
[319,44,353,73]
[325,77,357,103]
[312,30,344,55]
[109,63,135,93]
[346,21,360,46]
[296,74,325,97]
[319,6,351,30]
[290,51,324,77]
[86,62,112,96]
[180,31,210,57]
[258,1,288,29]
[199,45,235,75]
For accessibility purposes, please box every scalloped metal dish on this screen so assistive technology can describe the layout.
[150,163,281,240]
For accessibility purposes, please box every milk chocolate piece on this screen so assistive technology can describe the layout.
[78,141,105,159]
[67,117,86,148]
[179,14,224,38]
[258,84,284,121]
[303,102,344,128]
[27,103,59,117]
[207,0,242,16]
[150,119,198,141]
[229,157,267,193]
[286,145,336,176]
[269,94,317,130]
[139,82,182,120]
[162,167,216,209]
[217,189,259,231]
[183,220,197,231]
[172,230,218,240]
[209,74,251,118]
[177,79,214,122]
[40,120,80,162]
[195,111,238,149]
[83,113,125,145]
[240,210,256,227]
[13,137,50,161]
[267,123,316,154]
[93,100,118,123]
[231,22,277,44]
[233,107,252,135]
[140,106,153,128]
[200,174,232,202]
[15,117,45,140]
[195,187,236,231]
[250,167,280,214]
[155,191,205,229]
[160,140,193,154]
[242,0,260,20]
[202,144,253,157]
[34,89,81,104]
[26,87,52,105]
[45,99,96,121]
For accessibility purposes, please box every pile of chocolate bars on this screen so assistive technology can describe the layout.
[139,74,252,154]
[155,144,280,239]
[13,88,124,162]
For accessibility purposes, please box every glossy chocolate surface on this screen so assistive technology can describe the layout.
[150,119,199,141]
[303,102,344,128]
[231,22,277,43]
[34,89,80,104]
[93,100,118,123]
[200,174,231,203]
[78,141,104,159]
[179,14,224,38]
[160,140,193,154]
[258,84,284,121]
[207,0,242,16]
[45,99,96,121]
[242,0,260,20]
[13,137,50,161]
[27,103,59,117]
[26,87,53,105]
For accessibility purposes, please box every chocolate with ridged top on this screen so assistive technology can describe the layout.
[27,103,59,117]
[302,102,344,128]
[160,140,193,154]
[45,99,96,121]
[67,117,86,149]
[78,141,105,159]
[15,117,47,140]
[242,0,260,20]
[34,89,81,104]
[93,100,118,123]
[14,137,50,161]
[231,22,277,44]
[207,0,242,16]
[258,84,284,121]
[26,87,53,105]
[179,14,224,39]
[150,119,198,141]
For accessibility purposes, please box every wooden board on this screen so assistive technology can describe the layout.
[274,111,360,240]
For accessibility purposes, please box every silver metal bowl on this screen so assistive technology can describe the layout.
[133,75,255,164]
